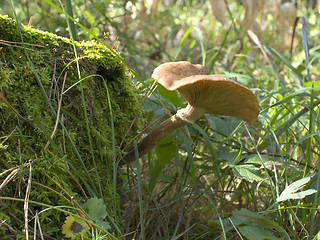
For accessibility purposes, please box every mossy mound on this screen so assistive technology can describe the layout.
[0,15,143,238]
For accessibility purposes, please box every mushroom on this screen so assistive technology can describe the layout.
[122,61,259,163]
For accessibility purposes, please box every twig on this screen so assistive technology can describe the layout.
[0,167,20,191]
[0,126,18,145]
[34,210,44,240]
[44,72,67,150]
[24,160,32,240]
[0,91,29,124]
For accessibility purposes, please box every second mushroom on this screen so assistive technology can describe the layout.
[123,61,259,163]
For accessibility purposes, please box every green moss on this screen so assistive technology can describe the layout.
[0,15,143,238]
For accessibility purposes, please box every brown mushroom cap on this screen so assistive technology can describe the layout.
[152,61,208,90]
[152,61,259,125]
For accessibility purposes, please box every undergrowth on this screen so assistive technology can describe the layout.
[0,0,320,239]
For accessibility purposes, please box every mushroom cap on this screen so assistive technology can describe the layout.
[152,61,259,125]
[152,61,208,90]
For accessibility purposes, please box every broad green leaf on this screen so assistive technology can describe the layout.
[245,154,274,165]
[154,139,177,180]
[245,154,283,170]
[231,164,264,182]
[231,208,259,225]
[155,142,177,163]
[231,208,289,238]
[155,174,172,183]
[238,225,282,240]
[216,149,238,163]
[157,84,183,107]
[206,115,243,136]
[277,174,317,202]
[96,220,111,230]
[84,197,107,221]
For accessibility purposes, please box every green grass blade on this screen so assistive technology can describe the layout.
[310,170,320,236]
[304,87,315,174]
[135,140,145,240]
[174,26,206,65]
[265,46,303,81]
[103,81,118,221]
[192,123,221,183]
[65,0,77,41]
[300,17,311,82]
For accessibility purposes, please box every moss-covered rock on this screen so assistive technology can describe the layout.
[0,15,143,238]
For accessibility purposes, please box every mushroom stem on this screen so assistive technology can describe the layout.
[176,104,206,124]
[121,104,206,164]
[121,113,188,164]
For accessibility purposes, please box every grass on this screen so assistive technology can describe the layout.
[1,0,320,239]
